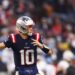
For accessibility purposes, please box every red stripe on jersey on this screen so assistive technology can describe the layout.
[36,33,40,41]
[11,34,16,43]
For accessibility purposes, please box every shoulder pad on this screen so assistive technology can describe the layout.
[35,33,40,41]
[10,34,16,43]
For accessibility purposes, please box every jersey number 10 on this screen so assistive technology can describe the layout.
[20,49,34,65]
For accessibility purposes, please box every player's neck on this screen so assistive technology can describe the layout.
[19,33,28,39]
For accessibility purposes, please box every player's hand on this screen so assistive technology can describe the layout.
[32,39,43,48]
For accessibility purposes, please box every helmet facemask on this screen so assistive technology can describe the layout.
[16,23,28,35]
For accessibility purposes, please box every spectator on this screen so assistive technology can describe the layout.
[66,66,75,75]
[0,52,8,75]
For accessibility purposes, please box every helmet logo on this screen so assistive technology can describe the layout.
[22,17,29,22]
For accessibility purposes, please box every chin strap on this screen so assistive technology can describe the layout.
[28,33,33,36]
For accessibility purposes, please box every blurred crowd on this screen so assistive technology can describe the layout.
[0,0,75,75]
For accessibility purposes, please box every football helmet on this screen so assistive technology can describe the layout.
[16,16,35,34]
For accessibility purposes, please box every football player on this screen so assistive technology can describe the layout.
[0,16,53,75]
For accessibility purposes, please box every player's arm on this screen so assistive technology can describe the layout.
[32,39,53,55]
[0,42,6,49]
[41,44,53,55]
[0,35,13,50]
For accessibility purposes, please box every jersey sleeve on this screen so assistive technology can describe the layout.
[4,35,13,48]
